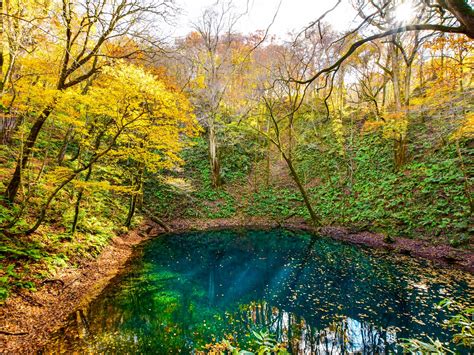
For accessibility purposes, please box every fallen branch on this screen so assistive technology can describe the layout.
[16,291,43,307]
[140,207,172,232]
[41,279,65,287]
[276,212,298,227]
[61,277,81,291]
[0,330,28,336]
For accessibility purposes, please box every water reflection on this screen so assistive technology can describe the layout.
[238,301,389,353]
[42,229,473,354]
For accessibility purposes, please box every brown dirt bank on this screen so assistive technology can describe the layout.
[167,217,474,273]
[0,229,150,353]
[1,217,472,353]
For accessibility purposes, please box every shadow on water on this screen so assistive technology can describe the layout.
[42,229,473,354]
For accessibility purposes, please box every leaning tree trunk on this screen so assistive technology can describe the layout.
[282,153,321,226]
[71,166,93,235]
[4,104,54,203]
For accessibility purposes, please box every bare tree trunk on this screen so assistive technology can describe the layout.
[208,121,221,188]
[0,115,20,145]
[391,42,402,111]
[57,125,74,165]
[399,59,413,170]
[391,40,407,170]
[459,53,464,92]
[266,118,271,187]
[282,153,320,226]
[404,65,412,107]
[418,55,424,88]
[380,85,385,111]
[253,120,259,192]
[288,115,294,160]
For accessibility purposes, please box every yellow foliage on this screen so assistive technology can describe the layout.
[383,111,408,140]
[331,116,345,155]
[83,61,199,172]
[453,112,474,140]
[362,111,408,141]
[362,120,385,133]
[44,166,75,184]
[72,180,134,194]
[192,74,207,89]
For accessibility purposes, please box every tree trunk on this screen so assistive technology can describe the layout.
[288,116,294,160]
[23,172,77,235]
[71,166,93,235]
[444,0,474,39]
[57,125,74,165]
[381,83,387,109]
[391,40,407,170]
[418,55,424,88]
[0,115,20,145]
[4,105,54,203]
[266,118,271,187]
[208,122,221,188]
[391,41,402,111]
[282,153,320,226]
[393,137,407,171]
[125,165,144,228]
[404,64,412,107]
[125,194,138,228]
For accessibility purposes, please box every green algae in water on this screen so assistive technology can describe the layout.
[43,229,473,353]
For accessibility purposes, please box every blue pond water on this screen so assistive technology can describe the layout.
[43,229,473,353]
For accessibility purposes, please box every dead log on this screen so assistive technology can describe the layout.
[140,207,172,233]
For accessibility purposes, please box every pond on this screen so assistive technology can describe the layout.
[42,229,473,354]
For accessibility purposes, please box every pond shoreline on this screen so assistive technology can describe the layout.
[0,229,150,353]
[168,217,474,273]
[1,217,472,352]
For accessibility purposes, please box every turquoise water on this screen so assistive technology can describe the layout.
[44,229,473,353]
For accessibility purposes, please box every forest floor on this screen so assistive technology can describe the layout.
[1,217,473,352]
[0,229,149,352]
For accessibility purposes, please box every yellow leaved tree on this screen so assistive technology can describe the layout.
[5,61,198,235]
